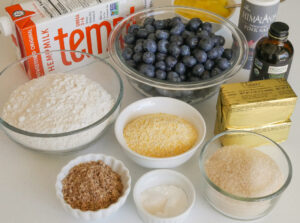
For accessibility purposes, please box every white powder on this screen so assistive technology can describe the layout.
[204,145,285,219]
[140,184,188,218]
[1,73,116,151]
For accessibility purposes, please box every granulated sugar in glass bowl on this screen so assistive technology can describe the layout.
[199,130,292,220]
[0,50,123,153]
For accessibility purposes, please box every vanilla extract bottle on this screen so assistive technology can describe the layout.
[250,22,294,81]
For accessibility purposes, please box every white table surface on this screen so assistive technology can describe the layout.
[0,0,299,222]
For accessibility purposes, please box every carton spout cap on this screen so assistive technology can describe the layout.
[0,16,13,36]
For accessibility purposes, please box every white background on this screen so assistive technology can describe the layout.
[0,0,299,222]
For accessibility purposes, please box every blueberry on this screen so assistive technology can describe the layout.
[139,64,155,77]
[153,20,165,30]
[215,46,225,58]
[211,67,222,77]
[199,38,214,51]
[157,40,168,53]
[165,56,177,68]
[134,42,143,53]
[155,30,169,40]
[192,64,205,77]
[133,52,142,63]
[201,70,211,80]
[189,76,201,82]
[193,49,207,63]
[143,17,155,26]
[187,18,202,31]
[180,45,191,56]
[136,39,144,45]
[166,66,173,71]
[137,28,148,38]
[145,24,155,33]
[175,62,186,75]
[196,30,209,39]
[204,59,214,70]
[143,39,157,53]
[147,33,156,41]
[168,43,181,57]
[217,58,230,70]
[207,48,219,60]
[156,53,167,61]
[181,30,194,39]
[210,34,219,46]
[170,35,183,45]
[186,36,198,49]
[167,71,181,82]
[155,61,166,70]
[126,44,135,49]
[156,70,167,80]
[202,22,212,33]
[223,49,233,60]
[124,33,135,44]
[122,47,133,60]
[170,23,185,35]
[180,73,187,81]
[163,19,172,28]
[143,52,155,64]
[170,16,182,26]
[126,59,136,68]
[182,56,197,67]
[216,35,225,46]
[128,24,140,34]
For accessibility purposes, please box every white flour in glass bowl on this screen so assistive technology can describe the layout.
[1,73,116,152]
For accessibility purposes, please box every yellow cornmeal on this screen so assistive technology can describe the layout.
[174,0,231,20]
[123,113,198,158]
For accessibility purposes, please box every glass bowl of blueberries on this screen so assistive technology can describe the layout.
[108,6,248,104]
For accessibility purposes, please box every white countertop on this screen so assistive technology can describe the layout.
[0,0,299,222]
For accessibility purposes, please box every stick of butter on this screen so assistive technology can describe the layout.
[217,79,297,128]
[215,119,291,147]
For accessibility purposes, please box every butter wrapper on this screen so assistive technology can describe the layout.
[215,119,291,147]
[218,79,297,128]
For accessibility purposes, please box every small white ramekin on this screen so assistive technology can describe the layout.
[55,153,131,220]
[133,169,196,223]
[114,97,206,168]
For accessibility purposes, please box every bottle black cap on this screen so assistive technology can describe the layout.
[269,22,289,39]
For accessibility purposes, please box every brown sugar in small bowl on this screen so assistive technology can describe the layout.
[55,154,131,220]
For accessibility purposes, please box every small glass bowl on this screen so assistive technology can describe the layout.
[108,6,248,104]
[199,130,292,220]
[0,50,123,153]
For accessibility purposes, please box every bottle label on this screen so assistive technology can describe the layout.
[252,58,290,79]
[238,0,279,70]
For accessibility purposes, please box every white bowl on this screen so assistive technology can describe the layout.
[55,153,131,220]
[133,169,196,223]
[114,97,206,168]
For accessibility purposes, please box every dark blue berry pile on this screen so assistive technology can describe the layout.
[122,17,233,83]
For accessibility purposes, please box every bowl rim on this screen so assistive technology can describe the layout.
[108,6,248,90]
[133,169,196,220]
[55,153,131,218]
[114,97,207,161]
[199,130,293,202]
[0,49,124,138]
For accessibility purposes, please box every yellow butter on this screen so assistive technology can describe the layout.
[215,120,291,147]
[218,79,297,128]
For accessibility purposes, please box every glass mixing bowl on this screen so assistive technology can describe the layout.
[199,130,292,220]
[0,50,123,153]
[108,6,248,104]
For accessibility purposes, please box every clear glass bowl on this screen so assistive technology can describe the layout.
[108,6,248,104]
[0,50,123,153]
[199,130,292,220]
